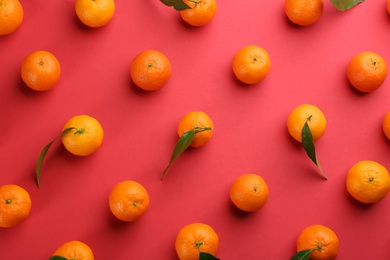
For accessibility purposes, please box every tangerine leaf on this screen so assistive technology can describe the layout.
[49,256,72,260]
[330,0,364,11]
[160,0,191,10]
[36,127,75,188]
[302,118,327,180]
[290,249,313,260]
[200,252,220,260]
[162,129,195,180]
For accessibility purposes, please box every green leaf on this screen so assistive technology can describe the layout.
[330,0,364,11]
[290,249,313,260]
[36,127,75,188]
[301,116,328,180]
[200,252,220,260]
[161,129,195,180]
[160,0,192,11]
[49,256,73,260]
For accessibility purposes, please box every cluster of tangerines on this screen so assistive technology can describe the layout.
[2,0,390,259]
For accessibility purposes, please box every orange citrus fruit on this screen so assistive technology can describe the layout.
[0,184,31,228]
[0,0,23,35]
[284,0,323,26]
[232,45,271,85]
[21,50,61,91]
[75,0,115,28]
[230,174,269,212]
[52,240,94,260]
[382,111,390,140]
[61,115,104,156]
[175,222,219,260]
[177,111,214,148]
[180,0,217,26]
[296,224,339,260]
[130,49,172,91]
[388,0,390,15]
[109,180,150,222]
[347,51,387,93]
[346,160,390,204]
[287,104,326,143]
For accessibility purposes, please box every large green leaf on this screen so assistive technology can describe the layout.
[36,127,75,188]
[330,0,364,11]
[162,129,195,180]
[160,0,191,11]
[290,249,313,260]
[200,252,220,260]
[301,117,327,180]
[49,256,73,260]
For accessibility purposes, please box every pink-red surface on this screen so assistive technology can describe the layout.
[1,0,390,259]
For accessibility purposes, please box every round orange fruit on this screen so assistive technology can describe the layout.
[287,104,326,143]
[177,111,214,148]
[75,0,115,28]
[382,111,390,141]
[21,50,61,91]
[109,180,150,222]
[61,115,104,156]
[285,0,323,26]
[52,240,94,260]
[230,173,269,212]
[347,51,387,93]
[346,160,390,204]
[180,0,217,26]
[296,224,339,260]
[232,45,271,85]
[175,222,219,260]
[130,49,172,91]
[388,0,390,15]
[0,0,23,35]
[0,184,31,228]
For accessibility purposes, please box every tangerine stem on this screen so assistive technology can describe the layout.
[73,128,84,135]
[194,126,212,133]
[188,0,200,8]
[195,241,204,252]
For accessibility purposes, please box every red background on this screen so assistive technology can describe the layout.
[1,0,390,259]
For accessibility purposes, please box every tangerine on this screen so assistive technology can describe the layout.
[61,115,104,156]
[75,0,115,28]
[230,173,269,212]
[130,49,172,91]
[287,104,326,143]
[177,111,214,148]
[388,0,390,15]
[346,160,390,204]
[109,180,150,222]
[232,45,271,85]
[382,111,390,141]
[0,184,31,228]
[21,50,61,91]
[0,0,23,35]
[180,0,217,26]
[285,0,323,26]
[296,224,339,260]
[52,240,94,260]
[347,51,387,93]
[175,222,219,260]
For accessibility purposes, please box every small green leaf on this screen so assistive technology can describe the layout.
[36,127,75,188]
[162,130,195,180]
[160,0,192,11]
[302,116,327,180]
[290,249,313,260]
[200,252,220,260]
[49,256,73,260]
[330,0,364,11]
